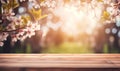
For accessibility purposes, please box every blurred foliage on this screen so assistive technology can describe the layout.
[26,43,31,53]
[0,25,4,31]
[14,48,24,53]
[42,42,94,53]
[103,44,109,53]
[0,0,120,54]
[103,44,120,53]
[0,41,119,53]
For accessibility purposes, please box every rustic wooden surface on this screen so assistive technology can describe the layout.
[0,54,120,68]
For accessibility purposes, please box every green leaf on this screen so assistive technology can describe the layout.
[21,15,31,25]
[97,0,103,2]
[29,8,47,21]
[9,0,19,9]
[15,15,31,28]
[102,11,110,20]
[100,11,110,23]
[2,0,19,11]
[39,0,45,2]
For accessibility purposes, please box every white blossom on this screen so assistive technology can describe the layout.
[0,42,4,47]
[20,0,26,2]
[1,0,120,47]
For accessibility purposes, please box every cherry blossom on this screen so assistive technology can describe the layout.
[0,0,120,47]
[0,0,56,46]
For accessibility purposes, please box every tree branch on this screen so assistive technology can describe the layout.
[0,26,26,33]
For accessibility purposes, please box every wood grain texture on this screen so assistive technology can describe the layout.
[0,54,120,68]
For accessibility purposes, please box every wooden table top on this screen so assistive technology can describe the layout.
[0,54,120,68]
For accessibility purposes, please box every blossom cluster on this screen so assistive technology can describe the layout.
[46,0,120,36]
[0,0,120,47]
[0,0,56,46]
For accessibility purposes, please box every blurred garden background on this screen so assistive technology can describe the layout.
[0,0,120,53]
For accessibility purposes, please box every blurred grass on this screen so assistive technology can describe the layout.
[103,44,108,53]
[0,42,119,53]
[103,44,120,53]
[42,42,94,53]
[26,43,32,53]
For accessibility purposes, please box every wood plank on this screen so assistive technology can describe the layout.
[0,54,120,68]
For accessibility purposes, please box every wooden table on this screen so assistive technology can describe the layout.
[0,54,120,68]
